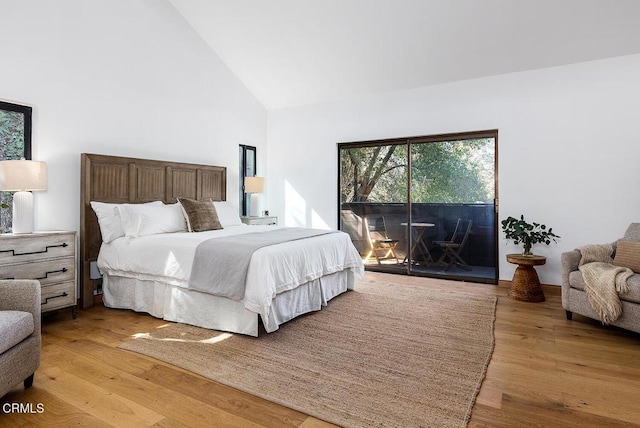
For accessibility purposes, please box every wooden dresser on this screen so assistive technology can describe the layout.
[0,231,77,318]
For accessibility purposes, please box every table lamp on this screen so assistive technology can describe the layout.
[244,176,265,217]
[0,159,47,234]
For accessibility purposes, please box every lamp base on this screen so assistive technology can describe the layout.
[249,193,261,217]
[12,191,34,234]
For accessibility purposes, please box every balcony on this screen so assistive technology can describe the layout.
[341,202,497,283]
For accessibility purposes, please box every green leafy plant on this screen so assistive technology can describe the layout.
[501,215,560,256]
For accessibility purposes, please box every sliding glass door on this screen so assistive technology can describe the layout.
[338,131,498,283]
[339,142,408,274]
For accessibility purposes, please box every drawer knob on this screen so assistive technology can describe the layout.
[42,292,69,305]
[35,267,68,280]
[0,267,68,281]
[0,242,68,257]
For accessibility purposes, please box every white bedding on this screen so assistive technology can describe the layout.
[98,224,364,323]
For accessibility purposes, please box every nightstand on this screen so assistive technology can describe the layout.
[241,216,278,226]
[0,231,77,318]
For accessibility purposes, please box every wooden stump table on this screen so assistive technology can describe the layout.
[506,254,546,302]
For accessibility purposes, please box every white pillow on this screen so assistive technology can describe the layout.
[213,201,244,227]
[118,203,187,238]
[91,200,163,243]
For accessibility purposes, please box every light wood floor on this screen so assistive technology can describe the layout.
[2,272,639,427]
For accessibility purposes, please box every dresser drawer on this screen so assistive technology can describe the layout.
[41,281,76,312]
[0,232,75,265]
[0,257,75,286]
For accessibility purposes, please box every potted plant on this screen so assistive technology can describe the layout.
[501,215,560,256]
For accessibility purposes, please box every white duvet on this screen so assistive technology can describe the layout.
[97,225,364,320]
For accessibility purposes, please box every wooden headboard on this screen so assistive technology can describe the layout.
[79,153,227,309]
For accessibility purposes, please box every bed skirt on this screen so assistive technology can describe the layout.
[102,269,356,336]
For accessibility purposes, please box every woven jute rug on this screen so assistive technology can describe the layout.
[118,280,496,427]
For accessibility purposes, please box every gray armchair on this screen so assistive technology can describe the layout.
[561,223,640,334]
[0,280,41,397]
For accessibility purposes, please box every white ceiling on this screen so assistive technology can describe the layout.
[169,0,640,110]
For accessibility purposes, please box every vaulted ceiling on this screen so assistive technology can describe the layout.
[169,0,640,110]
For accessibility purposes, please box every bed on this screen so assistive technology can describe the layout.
[80,153,364,336]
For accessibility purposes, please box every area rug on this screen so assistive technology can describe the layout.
[118,280,497,427]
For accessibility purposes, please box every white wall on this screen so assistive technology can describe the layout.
[0,0,266,233]
[4,0,637,286]
[267,54,640,285]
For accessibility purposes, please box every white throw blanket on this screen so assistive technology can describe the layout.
[578,262,632,324]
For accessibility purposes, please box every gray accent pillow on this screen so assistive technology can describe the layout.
[577,244,613,266]
[177,198,222,232]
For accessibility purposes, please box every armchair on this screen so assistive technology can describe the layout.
[561,223,640,334]
[0,280,41,397]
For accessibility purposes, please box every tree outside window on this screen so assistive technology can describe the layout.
[340,138,494,204]
[0,101,32,233]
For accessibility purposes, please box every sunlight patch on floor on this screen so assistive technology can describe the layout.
[131,331,233,344]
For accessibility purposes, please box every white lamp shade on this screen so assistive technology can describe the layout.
[244,176,265,193]
[0,160,47,191]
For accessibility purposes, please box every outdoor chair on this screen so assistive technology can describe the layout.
[364,216,400,265]
[435,218,473,271]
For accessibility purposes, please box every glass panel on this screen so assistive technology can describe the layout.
[245,150,255,176]
[0,102,32,233]
[238,146,243,216]
[339,144,408,274]
[409,137,496,282]
[239,145,256,216]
